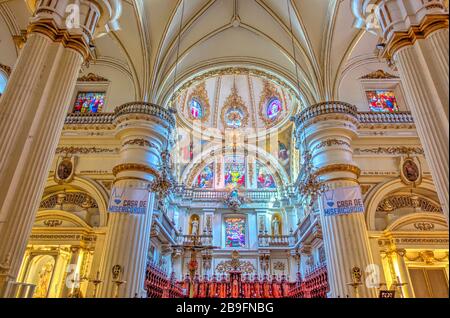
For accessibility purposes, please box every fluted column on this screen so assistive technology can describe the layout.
[0,0,122,295]
[375,0,449,219]
[295,102,377,298]
[98,102,175,298]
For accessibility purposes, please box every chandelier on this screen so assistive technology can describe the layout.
[297,150,328,206]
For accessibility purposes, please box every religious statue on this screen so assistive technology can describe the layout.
[34,261,54,298]
[272,216,280,236]
[191,219,199,236]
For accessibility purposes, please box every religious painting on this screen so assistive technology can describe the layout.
[54,156,75,184]
[196,163,214,188]
[72,91,105,113]
[57,159,73,181]
[225,217,246,248]
[401,157,422,185]
[256,163,276,189]
[224,162,246,188]
[366,90,398,113]
[266,97,282,121]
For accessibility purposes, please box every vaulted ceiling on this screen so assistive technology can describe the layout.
[0,0,383,108]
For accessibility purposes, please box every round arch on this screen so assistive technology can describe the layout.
[43,176,110,227]
[181,143,290,188]
[365,178,440,231]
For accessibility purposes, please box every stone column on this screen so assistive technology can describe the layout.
[295,101,377,298]
[375,0,449,219]
[98,102,175,298]
[0,0,121,291]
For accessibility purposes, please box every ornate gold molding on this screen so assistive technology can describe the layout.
[77,73,109,82]
[186,81,211,122]
[315,164,361,177]
[112,163,159,178]
[360,69,399,80]
[383,14,449,59]
[0,63,12,76]
[122,139,157,148]
[354,146,424,156]
[376,195,442,213]
[56,146,119,155]
[258,80,284,127]
[28,19,92,60]
[312,139,351,152]
[220,85,249,128]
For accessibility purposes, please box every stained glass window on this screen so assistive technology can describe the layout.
[225,217,246,248]
[0,72,7,96]
[366,90,398,113]
[73,92,105,113]
[189,98,203,119]
[266,97,282,120]
[224,156,246,188]
[196,163,214,188]
[256,163,276,189]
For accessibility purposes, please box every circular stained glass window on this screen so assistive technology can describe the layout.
[189,98,203,119]
[266,97,282,121]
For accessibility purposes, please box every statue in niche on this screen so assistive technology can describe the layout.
[34,260,54,298]
[190,216,199,236]
[271,215,281,237]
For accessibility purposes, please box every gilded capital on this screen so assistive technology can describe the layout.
[376,0,448,59]
[25,0,122,60]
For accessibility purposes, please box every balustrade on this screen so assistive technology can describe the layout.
[145,262,183,298]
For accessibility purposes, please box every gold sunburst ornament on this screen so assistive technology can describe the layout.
[221,83,249,129]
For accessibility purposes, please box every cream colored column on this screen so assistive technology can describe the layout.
[0,0,121,294]
[295,102,377,298]
[61,247,81,298]
[98,102,175,298]
[375,0,449,219]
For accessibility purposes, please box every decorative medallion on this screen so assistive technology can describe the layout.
[187,82,210,122]
[221,85,249,129]
[400,157,422,185]
[54,156,75,184]
[259,80,283,126]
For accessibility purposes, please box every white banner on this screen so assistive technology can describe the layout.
[321,186,365,216]
[109,186,150,215]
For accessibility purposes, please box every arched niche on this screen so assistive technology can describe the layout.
[271,213,283,236]
[365,178,443,231]
[42,176,109,227]
[23,255,56,298]
[189,214,200,235]
[181,143,289,189]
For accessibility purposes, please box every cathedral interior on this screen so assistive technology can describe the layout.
[0,0,448,299]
